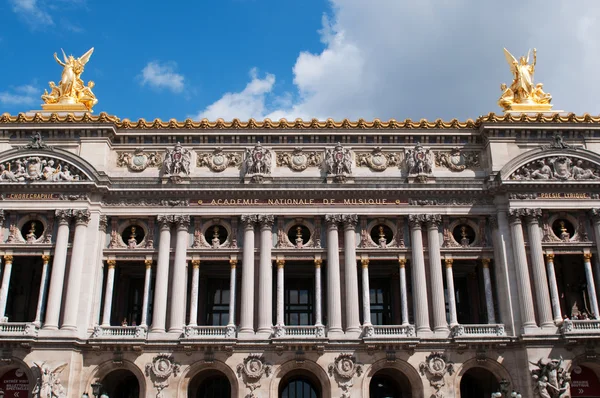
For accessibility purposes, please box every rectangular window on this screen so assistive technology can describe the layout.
[206,279,230,326]
[285,278,314,326]
[369,279,392,325]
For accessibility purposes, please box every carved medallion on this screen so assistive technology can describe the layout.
[356,147,400,171]
[277,147,322,171]
[237,354,271,398]
[117,148,162,172]
[145,354,181,398]
[197,147,242,172]
[434,147,479,171]
[328,353,362,398]
[419,352,454,397]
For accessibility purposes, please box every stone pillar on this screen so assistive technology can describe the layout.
[408,215,430,333]
[591,209,600,304]
[33,255,51,327]
[226,258,237,336]
[276,259,285,327]
[361,258,373,335]
[101,260,116,326]
[524,209,554,328]
[188,259,200,327]
[444,258,458,326]
[150,215,172,333]
[426,215,447,332]
[508,210,537,330]
[545,254,562,323]
[481,258,497,324]
[169,215,190,333]
[314,258,323,327]
[62,209,91,330]
[325,215,343,336]
[398,258,409,326]
[93,216,108,326]
[257,215,274,336]
[43,210,71,330]
[239,215,257,336]
[342,214,361,334]
[0,255,13,321]
[584,252,600,318]
[140,259,153,327]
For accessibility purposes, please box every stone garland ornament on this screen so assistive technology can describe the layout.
[117,148,162,171]
[530,357,570,398]
[197,147,242,172]
[277,147,322,171]
[0,156,87,182]
[32,362,68,398]
[324,143,352,182]
[419,352,454,398]
[405,142,433,181]
[328,353,363,398]
[145,354,181,398]
[356,147,400,171]
[244,142,272,183]
[510,156,600,180]
[162,142,191,180]
[434,147,480,171]
[237,354,272,398]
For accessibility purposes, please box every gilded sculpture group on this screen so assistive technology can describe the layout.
[41,47,554,114]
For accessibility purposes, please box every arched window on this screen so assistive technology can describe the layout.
[370,374,402,398]
[460,367,500,398]
[100,369,140,398]
[197,375,231,398]
[280,376,319,398]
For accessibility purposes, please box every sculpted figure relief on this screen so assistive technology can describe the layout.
[511,156,600,181]
[531,357,570,398]
[32,362,68,398]
[0,157,85,183]
[419,353,454,398]
[406,142,433,176]
[328,354,363,398]
[244,142,272,175]
[237,354,271,398]
[163,142,191,177]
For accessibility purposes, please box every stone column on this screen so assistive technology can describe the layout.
[325,215,343,336]
[188,259,200,326]
[33,255,51,327]
[398,258,409,326]
[44,210,71,330]
[361,258,373,335]
[524,209,554,328]
[314,258,323,328]
[276,259,285,327]
[481,258,497,324]
[226,258,237,336]
[150,215,172,333]
[584,252,600,318]
[257,215,274,336]
[0,255,13,321]
[544,254,562,323]
[62,210,91,330]
[342,214,361,334]
[444,258,458,326]
[93,216,108,326]
[508,210,537,330]
[101,260,116,326]
[408,215,431,333]
[169,215,190,333]
[239,215,257,336]
[426,215,448,332]
[591,209,600,303]
[140,259,153,327]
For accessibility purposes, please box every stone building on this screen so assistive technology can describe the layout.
[0,111,600,397]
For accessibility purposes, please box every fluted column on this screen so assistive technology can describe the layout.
[591,209,600,304]
[33,255,51,327]
[409,215,430,333]
[426,215,447,332]
[481,258,497,324]
[314,258,323,327]
[524,209,553,328]
[101,260,116,326]
[188,259,200,326]
[508,210,537,330]
[0,255,13,321]
[584,253,600,318]
[93,216,108,326]
[361,258,372,334]
[543,254,561,323]
[325,215,343,336]
[62,210,91,330]
[150,215,172,332]
[276,259,285,327]
[43,210,71,330]
[398,258,409,325]
[239,215,257,336]
[257,215,274,336]
[226,258,237,335]
[140,259,153,327]
[444,258,458,326]
[169,215,190,333]
[342,214,361,334]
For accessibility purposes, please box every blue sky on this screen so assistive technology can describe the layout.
[2,0,600,121]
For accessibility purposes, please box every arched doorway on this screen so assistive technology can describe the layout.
[279,375,320,398]
[571,364,600,397]
[459,367,500,397]
[369,369,412,398]
[101,369,140,398]
[188,370,231,398]
[0,367,31,398]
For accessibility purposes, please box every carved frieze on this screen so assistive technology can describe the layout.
[434,147,480,171]
[405,142,433,176]
[102,198,189,207]
[419,353,454,398]
[356,147,400,171]
[145,354,181,398]
[117,148,162,171]
[0,156,87,182]
[277,147,322,171]
[237,354,271,398]
[197,148,242,172]
[531,357,570,398]
[510,156,600,180]
[328,353,363,398]
[162,142,191,177]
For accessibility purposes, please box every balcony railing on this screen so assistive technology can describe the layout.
[183,325,235,338]
[91,325,147,338]
[273,325,326,338]
[0,322,38,336]
[451,324,506,337]
[561,319,600,334]
[363,324,416,338]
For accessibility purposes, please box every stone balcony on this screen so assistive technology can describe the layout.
[451,324,506,338]
[272,325,326,339]
[90,325,147,339]
[561,319,600,335]
[183,325,236,339]
[0,322,39,337]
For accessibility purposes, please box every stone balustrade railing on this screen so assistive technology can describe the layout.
[0,322,38,336]
[451,324,505,337]
[183,325,235,338]
[91,325,147,338]
[272,325,326,338]
[364,324,416,338]
[561,319,600,334]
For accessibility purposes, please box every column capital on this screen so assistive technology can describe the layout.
[342,214,358,229]
[545,253,555,261]
[584,252,593,262]
[523,208,542,223]
[157,215,174,230]
[55,209,72,224]
[106,259,116,269]
[481,258,491,268]
[445,258,454,268]
[73,209,91,226]
[174,215,191,230]
[488,215,498,230]
[230,258,238,269]
[3,255,13,264]
[398,258,407,268]
[591,208,600,221]
[144,259,153,269]
[425,214,442,228]
[42,254,51,264]
[258,215,274,229]
[240,214,257,229]
[99,215,108,232]
[314,258,322,268]
[361,258,369,268]
[276,259,285,269]
[508,209,524,224]
[408,214,425,229]
[192,259,200,269]
[325,214,342,227]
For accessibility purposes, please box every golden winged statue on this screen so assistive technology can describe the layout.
[498,48,553,112]
[41,47,98,112]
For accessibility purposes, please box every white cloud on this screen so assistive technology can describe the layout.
[196,0,600,121]
[10,0,54,27]
[140,61,185,94]
[0,84,39,106]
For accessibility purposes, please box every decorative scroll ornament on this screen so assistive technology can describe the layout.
[510,156,600,181]
[197,147,242,172]
[42,47,97,112]
[277,147,322,171]
[117,148,162,171]
[237,354,272,398]
[419,353,454,398]
[32,362,68,398]
[498,48,553,112]
[0,156,87,183]
[434,148,480,171]
[356,147,400,171]
[530,357,570,398]
[328,353,363,398]
[325,143,352,179]
[405,142,433,178]
[163,142,191,177]
[145,354,181,398]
